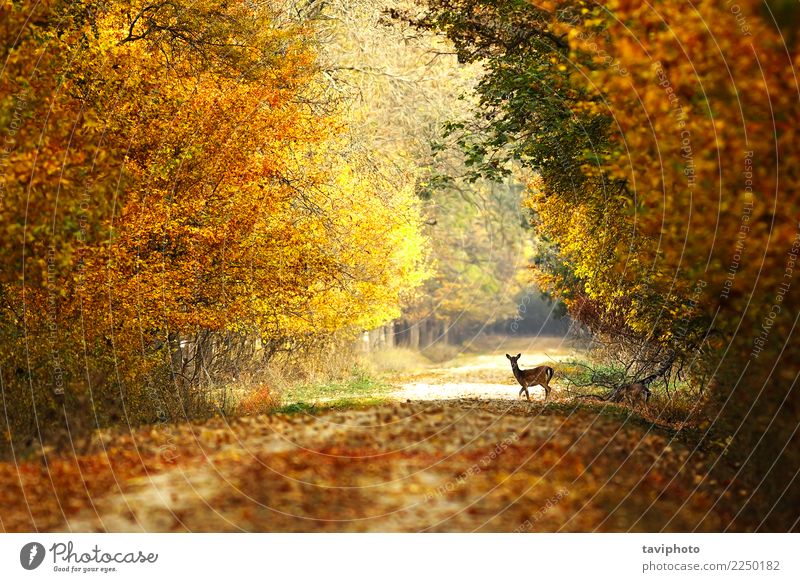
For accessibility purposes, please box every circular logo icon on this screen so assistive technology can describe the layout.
[20,542,46,570]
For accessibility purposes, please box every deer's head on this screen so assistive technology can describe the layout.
[505,353,522,365]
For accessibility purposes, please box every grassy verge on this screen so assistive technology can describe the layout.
[273,371,392,415]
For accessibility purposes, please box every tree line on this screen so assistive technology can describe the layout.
[0,0,429,446]
[408,0,800,530]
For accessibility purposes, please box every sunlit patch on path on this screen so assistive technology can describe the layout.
[387,342,574,402]
[392,381,545,401]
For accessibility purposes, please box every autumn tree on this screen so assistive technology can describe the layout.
[0,0,427,447]
[415,0,800,529]
[304,0,553,347]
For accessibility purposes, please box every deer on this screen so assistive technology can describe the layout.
[506,353,554,402]
[620,381,651,410]
[611,357,673,411]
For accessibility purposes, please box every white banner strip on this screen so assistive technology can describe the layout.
[1,534,796,581]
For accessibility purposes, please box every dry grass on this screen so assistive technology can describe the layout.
[647,388,710,427]
[231,341,392,415]
[462,333,577,359]
[362,347,431,374]
[420,342,462,363]
[237,385,280,416]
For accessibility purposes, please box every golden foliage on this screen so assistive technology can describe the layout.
[0,0,428,443]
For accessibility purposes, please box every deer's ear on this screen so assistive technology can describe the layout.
[516,353,521,359]
[505,354,511,360]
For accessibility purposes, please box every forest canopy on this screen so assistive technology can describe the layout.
[411,0,800,528]
[0,0,429,439]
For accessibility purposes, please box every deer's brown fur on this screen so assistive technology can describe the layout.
[621,381,651,410]
[506,353,554,402]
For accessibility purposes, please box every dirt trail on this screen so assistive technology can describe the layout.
[389,337,574,402]
[1,338,735,532]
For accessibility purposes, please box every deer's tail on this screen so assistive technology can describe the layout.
[547,366,554,382]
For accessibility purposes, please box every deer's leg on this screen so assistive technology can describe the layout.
[518,386,526,398]
[524,386,530,401]
[543,383,551,402]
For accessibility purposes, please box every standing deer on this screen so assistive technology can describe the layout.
[620,381,651,410]
[506,353,554,402]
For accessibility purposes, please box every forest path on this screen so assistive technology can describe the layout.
[1,338,733,532]
[387,336,576,402]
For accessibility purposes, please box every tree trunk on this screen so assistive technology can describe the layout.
[368,329,378,351]
[440,319,449,345]
[378,326,387,349]
[368,328,386,351]
[422,319,434,348]
[385,322,395,348]
[408,321,420,350]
